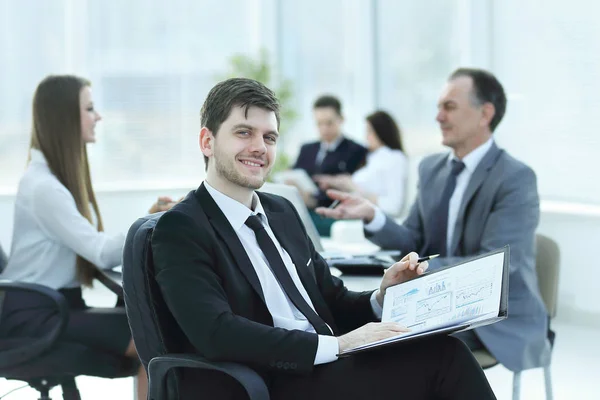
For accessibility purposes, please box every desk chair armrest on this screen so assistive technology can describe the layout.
[0,281,69,368]
[148,353,269,400]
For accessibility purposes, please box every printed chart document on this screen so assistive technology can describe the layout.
[272,169,319,194]
[339,247,509,356]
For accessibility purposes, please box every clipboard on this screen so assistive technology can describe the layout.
[338,246,510,357]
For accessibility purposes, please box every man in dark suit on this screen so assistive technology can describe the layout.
[291,96,367,235]
[151,78,495,399]
[317,68,551,373]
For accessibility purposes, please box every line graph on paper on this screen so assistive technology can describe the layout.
[415,292,452,321]
[455,269,494,308]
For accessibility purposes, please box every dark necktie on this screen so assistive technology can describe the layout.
[245,215,331,335]
[426,160,466,256]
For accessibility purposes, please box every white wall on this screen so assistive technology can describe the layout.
[1,184,599,327]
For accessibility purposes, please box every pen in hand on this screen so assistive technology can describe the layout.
[328,199,341,209]
[417,254,439,263]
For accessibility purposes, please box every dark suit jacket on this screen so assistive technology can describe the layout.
[151,183,377,376]
[293,137,367,207]
[366,142,551,372]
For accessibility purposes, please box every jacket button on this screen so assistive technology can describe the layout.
[269,361,276,367]
[276,361,283,368]
[283,362,290,370]
[290,362,297,370]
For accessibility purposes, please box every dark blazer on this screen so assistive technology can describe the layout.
[293,137,368,207]
[366,142,551,372]
[151,183,377,376]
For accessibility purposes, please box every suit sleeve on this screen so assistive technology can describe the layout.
[152,210,319,375]
[427,167,539,273]
[364,160,426,252]
[346,143,368,173]
[293,144,309,170]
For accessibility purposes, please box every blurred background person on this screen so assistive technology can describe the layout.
[291,95,368,235]
[316,68,551,375]
[314,110,407,217]
[0,75,175,400]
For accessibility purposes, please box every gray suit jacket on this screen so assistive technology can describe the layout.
[366,142,551,372]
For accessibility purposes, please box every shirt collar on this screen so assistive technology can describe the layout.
[204,181,267,232]
[448,137,494,173]
[320,135,344,152]
[368,145,391,159]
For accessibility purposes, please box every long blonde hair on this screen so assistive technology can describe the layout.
[31,75,103,286]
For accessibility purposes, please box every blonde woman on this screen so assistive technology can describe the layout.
[0,75,172,399]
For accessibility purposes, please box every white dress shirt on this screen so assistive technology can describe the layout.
[365,138,494,256]
[444,138,494,253]
[1,149,124,289]
[352,146,407,216]
[205,182,383,365]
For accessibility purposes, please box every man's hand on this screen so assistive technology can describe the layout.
[313,174,355,192]
[375,252,429,306]
[314,189,376,223]
[337,322,410,353]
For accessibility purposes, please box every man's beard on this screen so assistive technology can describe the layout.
[214,152,270,190]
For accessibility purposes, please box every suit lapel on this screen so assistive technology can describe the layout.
[264,202,337,329]
[195,184,266,305]
[450,144,503,255]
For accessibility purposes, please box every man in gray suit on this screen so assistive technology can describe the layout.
[317,68,551,372]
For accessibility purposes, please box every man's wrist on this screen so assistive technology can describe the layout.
[362,206,376,224]
[337,335,349,353]
[375,289,384,307]
[363,207,386,232]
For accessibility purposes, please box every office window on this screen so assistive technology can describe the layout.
[278,0,376,159]
[491,0,600,203]
[0,0,274,191]
[376,0,462,156]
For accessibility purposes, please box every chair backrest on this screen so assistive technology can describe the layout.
[122,212,190,371]
[535,234,560,318]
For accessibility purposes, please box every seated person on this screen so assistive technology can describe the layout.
[0,75,176,400]
[314,110,407,217]
[291,95,367,235]
[317,68,552,373]
[150,77,495,399]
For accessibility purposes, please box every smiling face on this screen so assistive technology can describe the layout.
[79,86,101,143]
[435,76,493,158]
[201,105,279,197]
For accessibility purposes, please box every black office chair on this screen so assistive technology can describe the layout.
[122,212,269,400]
[0,281,138,400]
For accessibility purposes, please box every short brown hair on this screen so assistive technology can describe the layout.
[313,95,342,116]
[200,78,280,168]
